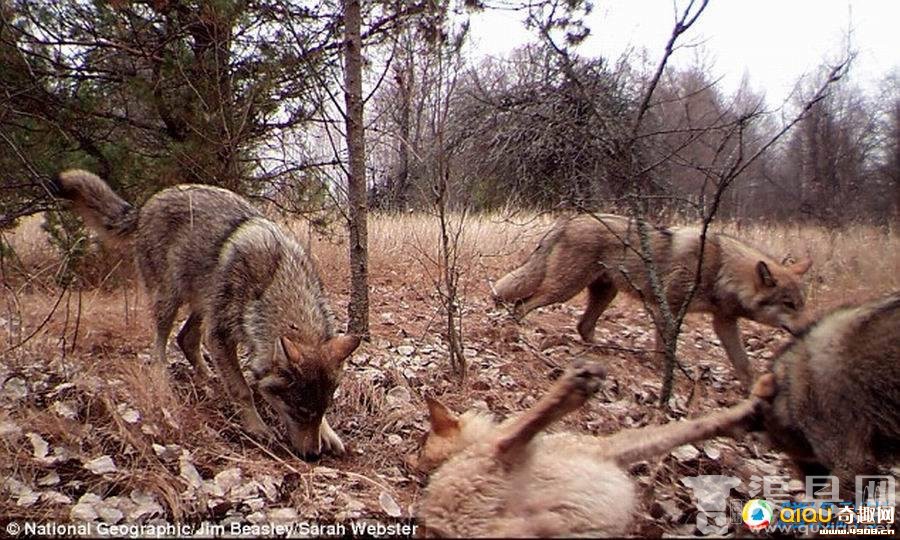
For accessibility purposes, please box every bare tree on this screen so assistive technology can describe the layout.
[426,26,469,381]
[342,0,369,337]
[378,3,471,379]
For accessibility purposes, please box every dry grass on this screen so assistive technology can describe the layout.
[1,211,897,530]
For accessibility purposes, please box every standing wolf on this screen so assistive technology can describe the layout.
[759,292,900,501]
[493,214,812,387]
[52,169,359,458]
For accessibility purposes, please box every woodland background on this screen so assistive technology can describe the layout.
[1,0,898,534]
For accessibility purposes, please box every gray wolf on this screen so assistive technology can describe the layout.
[414,360,772,537]
[493,214,812,387]
[759,291,900,500]
[52,169,359,458]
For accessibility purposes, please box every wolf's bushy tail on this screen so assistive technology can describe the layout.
[491,225,563,303]
[51,169,137,247]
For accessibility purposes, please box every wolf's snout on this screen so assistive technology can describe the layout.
[286,418,345,460]
[287,423,323,459]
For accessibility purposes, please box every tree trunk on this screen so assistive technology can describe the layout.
[343,0,369,337]
[394,48,413,210]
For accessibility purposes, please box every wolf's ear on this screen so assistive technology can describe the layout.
[280,336,304,362]
[425,396,459,436]
[324,335,360,366]
[756,261,776,288]
[788,257,812,276]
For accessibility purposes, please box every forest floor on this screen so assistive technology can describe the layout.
[1,213,898,536]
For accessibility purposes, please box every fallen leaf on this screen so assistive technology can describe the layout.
[213,467,242,494]
[128,490,164,521]
[161,408,180,429]
[95,503,124,524]
[70,502,98,521]
[1,377,27,400]
[121,409,140,424]
[179,457,204,490]
[258,474,282,502]
[37,472,60,486]
[702,442,722,461]
[230,481,260,502]
[27,432,49,459]
[38,446,71,466]
[152,443,181,461]
[17,492,39,507]
[51,401,77,419]
[379,491,402,517]
[41,491,72,505]
[4,478,28,496]
[202,480,224,498]
[84,455,118,475]
[670,444,700,462]
[385,386,411,408]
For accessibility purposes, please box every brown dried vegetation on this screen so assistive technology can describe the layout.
[1,213,897,533]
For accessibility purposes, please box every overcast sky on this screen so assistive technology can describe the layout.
[466,0,899,102]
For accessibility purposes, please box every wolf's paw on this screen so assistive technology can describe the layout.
[577,326,596,344]
[565,359,607,398]
[320,420,345,455]
[242,409,276,442]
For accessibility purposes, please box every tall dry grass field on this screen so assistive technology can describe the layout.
[1,211,897,529]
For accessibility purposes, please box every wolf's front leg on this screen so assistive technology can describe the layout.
[603,392,765,465]
[207,334,274,442]
[712,315,752,391]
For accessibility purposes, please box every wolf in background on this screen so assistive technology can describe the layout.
[52,169,359,458]
[414,360,774,537]
[758,291,900,501]
[493,214,812,387]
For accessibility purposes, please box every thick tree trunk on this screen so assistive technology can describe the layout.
[343,0,369,337]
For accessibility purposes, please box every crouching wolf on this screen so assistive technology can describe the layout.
[414,360,773,537]
[493,214,812,388]
[52,169,360,458]
[758,291,900,501]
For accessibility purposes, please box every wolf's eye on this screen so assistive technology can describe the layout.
[783,300,797,310]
